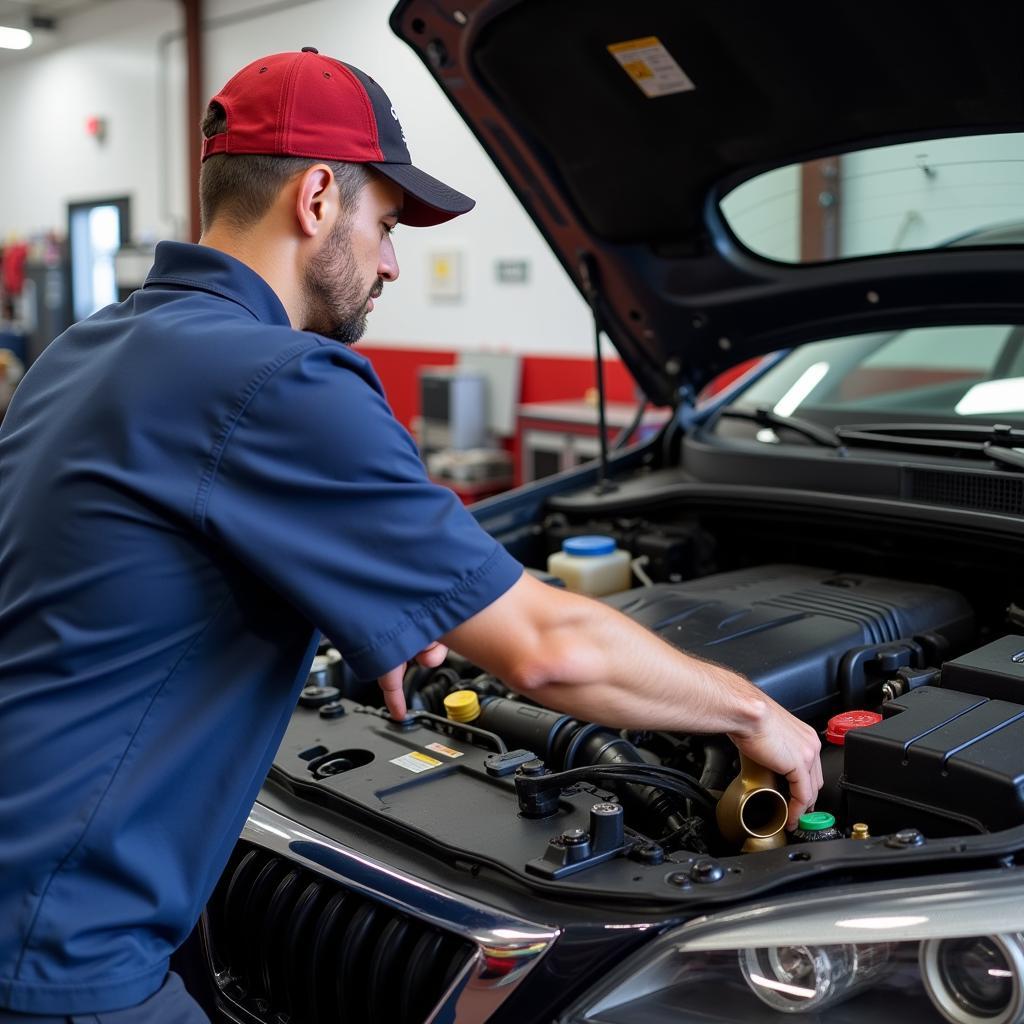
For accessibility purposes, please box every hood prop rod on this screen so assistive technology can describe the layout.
[578,252,618,495]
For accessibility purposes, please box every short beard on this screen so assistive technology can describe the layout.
[302,218,377,346]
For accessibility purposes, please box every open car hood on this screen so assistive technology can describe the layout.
[390,0,1024,404]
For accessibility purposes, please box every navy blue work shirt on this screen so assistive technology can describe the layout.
[0,242,523,1014]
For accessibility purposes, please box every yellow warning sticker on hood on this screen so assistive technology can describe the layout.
[390,751,443,773]
[608,36,695,98]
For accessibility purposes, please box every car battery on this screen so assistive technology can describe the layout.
[842,684,1024,837]
[940,634,1024,702]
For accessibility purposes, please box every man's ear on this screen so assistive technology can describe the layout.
[295,164,335,238]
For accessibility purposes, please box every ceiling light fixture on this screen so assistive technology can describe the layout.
[0,25,33,49]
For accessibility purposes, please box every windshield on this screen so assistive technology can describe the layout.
[726,323,1024,428]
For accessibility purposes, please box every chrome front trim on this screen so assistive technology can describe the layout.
[202,800,561,1024]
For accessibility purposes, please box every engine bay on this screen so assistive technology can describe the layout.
[266,513,1024,902]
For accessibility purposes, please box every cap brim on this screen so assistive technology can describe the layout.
[369,161,475,227]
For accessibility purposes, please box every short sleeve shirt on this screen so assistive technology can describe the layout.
[0,242,523,1014]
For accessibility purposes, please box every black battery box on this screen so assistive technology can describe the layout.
[941,634,1024,702]
[842,684,1024,836]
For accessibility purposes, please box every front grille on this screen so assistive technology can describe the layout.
[205,842,475,1024]
[904,468,1024,516]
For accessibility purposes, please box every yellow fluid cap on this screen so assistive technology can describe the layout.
[851,822,870,840]
[444,690,481,723]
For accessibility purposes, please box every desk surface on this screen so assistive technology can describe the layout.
[518,400,669,428]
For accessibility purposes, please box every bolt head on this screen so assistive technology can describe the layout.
[691,858,725,883]
[887,828,925,848]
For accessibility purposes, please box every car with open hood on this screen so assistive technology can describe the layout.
[179,4,1024,1023]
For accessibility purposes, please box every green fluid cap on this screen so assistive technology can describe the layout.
[798,811,836,832]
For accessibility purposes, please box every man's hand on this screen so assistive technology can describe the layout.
[727,700,823,830]
[377,641,448,719]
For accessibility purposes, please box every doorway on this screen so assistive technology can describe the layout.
[67,196,131,322]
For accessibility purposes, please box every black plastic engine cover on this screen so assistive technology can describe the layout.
[941,634,1024,702]
[843,686,1024,836]
[602,565,973,718]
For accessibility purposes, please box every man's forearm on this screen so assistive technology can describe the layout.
[510,590,769,734]
[439,571,822,826]
[445,574,765,733]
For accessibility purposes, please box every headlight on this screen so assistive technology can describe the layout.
[740,942,891,1013]
[921,934,1024,1024]
[564,869,1024,1023]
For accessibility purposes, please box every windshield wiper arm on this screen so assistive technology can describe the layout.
[984,445,1024,473]
[835,422,1024,474]
[717,406,845,449]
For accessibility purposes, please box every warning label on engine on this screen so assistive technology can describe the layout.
[425,742,464,759]
[390,751,443,773]
[607,36,695,98]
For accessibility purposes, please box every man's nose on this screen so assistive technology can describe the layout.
[379,237,399,282]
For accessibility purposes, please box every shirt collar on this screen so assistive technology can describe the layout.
[144,241,292,327]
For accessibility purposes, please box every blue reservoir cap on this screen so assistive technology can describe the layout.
[563,535,616,557]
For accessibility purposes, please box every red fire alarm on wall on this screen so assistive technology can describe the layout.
[85,115,107,143]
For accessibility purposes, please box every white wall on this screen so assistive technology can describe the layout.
[719,163,800,263]
[0,0,595,356]
[0,0,185,242]
[840,133,1024,256]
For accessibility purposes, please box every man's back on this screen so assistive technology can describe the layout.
[0,247,321,1013]
[0,242,521,1015]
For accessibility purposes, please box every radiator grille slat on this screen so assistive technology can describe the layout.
[261,868,301,1009]
[337,901,385,1021]
[404,929,447,1022]
[206,842,475,1024]
[366,917,416,1023]
[282,880,325,1024]
[310,890,352,1024]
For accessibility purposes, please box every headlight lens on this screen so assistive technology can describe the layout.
[922,934,1024,1024]
[566,871,1024,1024]
[740,942,891,1013]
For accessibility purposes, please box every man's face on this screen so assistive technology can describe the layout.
[302,172,402,345]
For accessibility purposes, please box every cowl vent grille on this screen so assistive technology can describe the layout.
[204,842,475,1024]
[904,468,1024,516]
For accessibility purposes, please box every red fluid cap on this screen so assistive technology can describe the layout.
[826,710,883,745]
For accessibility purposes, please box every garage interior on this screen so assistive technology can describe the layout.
[4,3,1024,1024]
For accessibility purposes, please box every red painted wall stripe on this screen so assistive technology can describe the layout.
[358,345,639,431]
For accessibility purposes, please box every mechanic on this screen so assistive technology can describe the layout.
[0,49,822,1023]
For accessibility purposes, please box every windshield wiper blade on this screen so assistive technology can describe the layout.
[835,422,1024,474]
[717,406,845,449]
[835,421,1024,446]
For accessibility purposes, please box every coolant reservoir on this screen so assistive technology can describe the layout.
[547,535,632,597]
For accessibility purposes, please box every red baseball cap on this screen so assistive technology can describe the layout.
[201,48,474,227]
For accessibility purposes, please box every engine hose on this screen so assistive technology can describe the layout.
[411,667,464,715]
[414,670,509,716]
[473,696,695,839]
[569,730,692,839]
[699,738,735,795]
